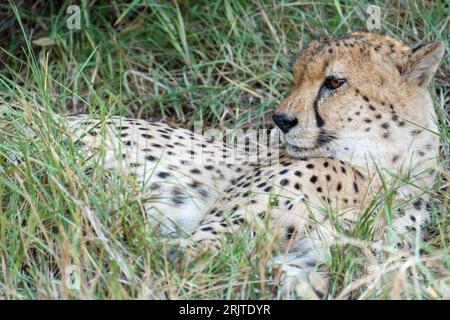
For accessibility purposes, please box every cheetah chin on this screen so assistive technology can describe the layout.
[280,125,338,160]
[284,139,337,160]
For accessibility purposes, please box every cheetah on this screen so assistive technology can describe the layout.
[3,32,443,299]
[181,33,444,297]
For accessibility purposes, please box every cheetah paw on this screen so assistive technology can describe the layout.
[269,253,329,300]
[278,265,329,300]
[164,238,198,264]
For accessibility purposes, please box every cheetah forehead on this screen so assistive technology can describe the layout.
[293,32,412,81]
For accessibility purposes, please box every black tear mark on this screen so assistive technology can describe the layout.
[312,85,327,128]
[311,83,338,148]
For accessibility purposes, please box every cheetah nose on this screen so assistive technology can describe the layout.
[272,113,298,133]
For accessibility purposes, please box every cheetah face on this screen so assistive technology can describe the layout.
[273,33,444,167]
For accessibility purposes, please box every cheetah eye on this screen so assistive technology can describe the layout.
[324,77,346,90]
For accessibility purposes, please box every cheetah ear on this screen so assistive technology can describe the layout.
[403,41,445,87]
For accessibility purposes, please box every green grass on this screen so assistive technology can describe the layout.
[0,0,448,299]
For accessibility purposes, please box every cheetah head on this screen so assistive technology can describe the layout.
[273,32,444,170]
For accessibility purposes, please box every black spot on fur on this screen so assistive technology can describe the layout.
[129,162,141,167]
[286,226,296,240]
[413,198,422,210]
[257,182,267,188]
[243,191,251,197]
[201,226,214,232]
[232,217,246,225]
[157,172,170,179]
[171,188,185,205]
